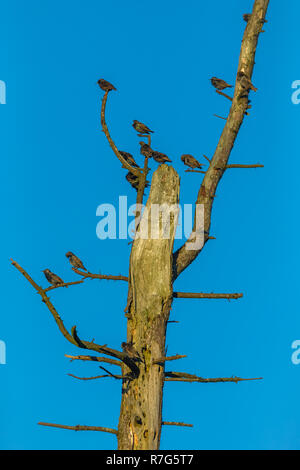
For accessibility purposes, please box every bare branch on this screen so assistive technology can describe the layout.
[215,90,232,101]
[173,292,243,300]
[44,280,84,292]
[225,163,264,169]
[11,259,139,375]
[38,422,118,435]
[152,354,187,365]
[67,373,112,380]
[165,371,263,383]
[72,267,128,282]
[162,421,193,428]
[65,354,122,367]
[172,0,269,280]
[100,91,140,176]
[213,114,227,120]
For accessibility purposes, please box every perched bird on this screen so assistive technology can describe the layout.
[237,72,257,92]
[121,342,141,361]
[65,251,87,271]
[97,79,117,92]
[152,151,172,164]
[210,77,233,91]
[181,154,204,170]
[243,13,252,22]
[243,13,267,23]
[126,172,149,191]
[119,151,139,169]
[139,141,154,159]
[132,120,154,135]
[42,269,64,286]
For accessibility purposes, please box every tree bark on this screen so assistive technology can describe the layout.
[117,164,180,450]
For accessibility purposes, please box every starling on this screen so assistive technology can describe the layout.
[243,14,252,22]
[126,172,149,191]
[243,13,267,23]
[119,151,139,169]
[139,141,154,159]
[210,77,233,91]
[181,154,204,170]
[152,151,172,164]
[237,72,257,92]
[132,120,154,135]
[97,79,117,92]
[42,269,64,286]
[121,341,140,359]
[65,251,87,271]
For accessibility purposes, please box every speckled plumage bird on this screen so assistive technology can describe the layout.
[210,77,233,91]
[132,120,154,135]
[121,342,140,359]
[237,72,257,92]
[243,13,267,23]
[181,154,204,170]
[152,151,172,164]
[126,172,149,191]
[139,141,154,158]
[65,252,87,271]
[42,269,64,286]
[119,151,139,169]
[97,79,117,92]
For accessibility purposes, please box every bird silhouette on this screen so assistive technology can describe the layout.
[152,151,172,164]
[139,141,154,158]
[210,77,233,90]
[133,120,154,135]
[181,154,204,170]
[237,72,257,92]
[97,79,117,92]
[42,269,64,286]
[65,252,87,271]
[119,151,139,169]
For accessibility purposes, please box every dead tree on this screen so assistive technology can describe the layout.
[11,0,269,450]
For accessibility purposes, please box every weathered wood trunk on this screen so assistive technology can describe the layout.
[117,164,180,450]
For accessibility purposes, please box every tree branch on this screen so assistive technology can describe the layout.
[172,0,269,280]
[65,354,122,367]
[165,371,263,383]
[38,422,118,435]
[152,354,187,365]
[44,280,84,292]
[162,421,193,428]
[72,267,128,282]
[100,91,140,176]
[173,292,243,300]
[11,259,139,375]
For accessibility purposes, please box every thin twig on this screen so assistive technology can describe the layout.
[72,267,128,282]
[215,90,233,101]
[226,163,264,168]
[100,91,140,176]
[173,292,243,300]
[213,114,227,120]
[162,421,193,428]
[38,422,118,435]
[152,354,187,365]
[165,371,263,383]
[44,280,84,292]
[65,354,122,367]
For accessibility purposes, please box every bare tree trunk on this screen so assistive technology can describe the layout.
[117,165,180,450]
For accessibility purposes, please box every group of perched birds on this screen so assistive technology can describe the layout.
[97,65,257,192]
[42,252,87,287]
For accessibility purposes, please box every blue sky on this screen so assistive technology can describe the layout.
[1,0,300,450]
